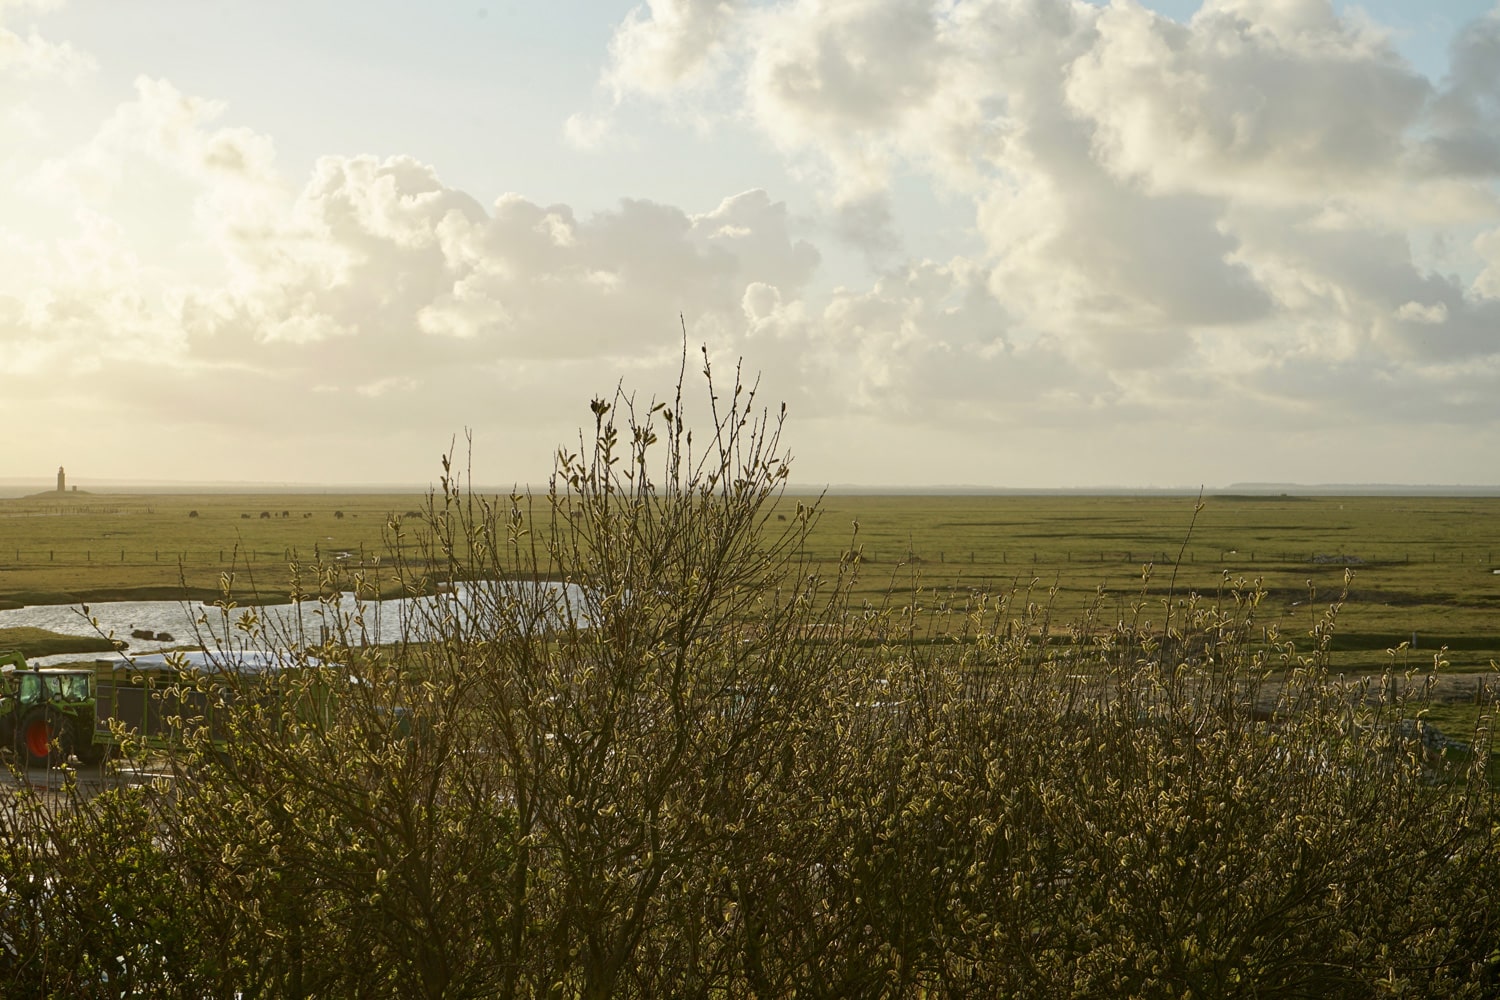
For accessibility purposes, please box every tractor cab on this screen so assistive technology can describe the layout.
[9,668,95,707]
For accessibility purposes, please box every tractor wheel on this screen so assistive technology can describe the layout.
[16,710,74,765]
[76,732,106,766]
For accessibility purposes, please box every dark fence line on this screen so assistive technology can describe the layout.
[826,549,1498,567]
[3,547,1497,568]
[1,546,395,566]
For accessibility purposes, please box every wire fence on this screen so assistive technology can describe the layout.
[843,548,1500,567]
[1,545,398,567]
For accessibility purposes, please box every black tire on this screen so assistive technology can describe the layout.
[76,728,106,766]
[16,710,74,765]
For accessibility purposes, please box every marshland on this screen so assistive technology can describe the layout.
[1,374,1498,997]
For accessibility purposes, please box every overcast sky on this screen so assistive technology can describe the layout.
[3,0,1498,490]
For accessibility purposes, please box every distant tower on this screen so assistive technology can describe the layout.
[57,466,65,493]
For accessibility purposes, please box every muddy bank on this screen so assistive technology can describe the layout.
[0,626,121,658]
[0,584,411,612]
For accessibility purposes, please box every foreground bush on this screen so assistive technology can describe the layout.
[2,355,1497,998]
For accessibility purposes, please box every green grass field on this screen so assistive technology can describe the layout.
[0,490,425,606]
[2,489,1497,677]
[792,493,1500,673]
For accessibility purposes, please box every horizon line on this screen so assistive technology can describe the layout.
[4,478,1500,498]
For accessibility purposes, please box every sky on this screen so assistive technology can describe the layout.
[2,0,1499,490]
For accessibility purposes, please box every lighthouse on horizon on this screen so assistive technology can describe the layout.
[57,466,65,493]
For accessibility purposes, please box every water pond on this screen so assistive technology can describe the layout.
[0,582,587,666]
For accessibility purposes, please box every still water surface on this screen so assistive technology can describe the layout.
[0,583,585,665]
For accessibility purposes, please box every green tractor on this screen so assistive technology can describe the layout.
[0,650,103,766]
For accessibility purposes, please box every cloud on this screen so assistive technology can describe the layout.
[732,254,1133,427]
[1477,226,1500,298]
[1395,301,1449,324]
[1421,11,1500,177]
[603,0,743,100]
[1,77,845,468]
[26,76,283,230]
[746,0,949,137]
[0,198,187,380]
[1225,202,1500,362]
[1065,1,1430,201]
[8,2,1500,486]
[592,0,1500,375]
[828,193,901,257]
[2,71,836,457]
[562,111,617,151]
[0,1,66,13]
[0,0,92,82]
[5,70,1117,447]
[744,0,996,201]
